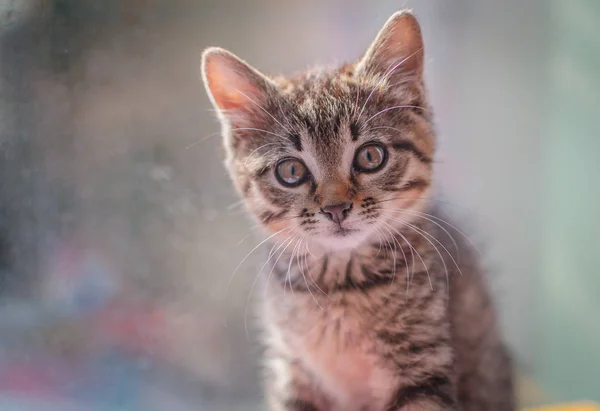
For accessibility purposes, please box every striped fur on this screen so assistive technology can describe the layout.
[202,10,514,411]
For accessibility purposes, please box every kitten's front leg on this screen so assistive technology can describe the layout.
[377,324,459,411]
[384,373,459,411]
[264,353,330,411]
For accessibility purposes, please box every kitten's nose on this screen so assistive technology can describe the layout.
[321,202,352,225]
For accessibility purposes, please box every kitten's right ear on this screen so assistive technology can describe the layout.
[201,47,275,124]
[356,10,424,83]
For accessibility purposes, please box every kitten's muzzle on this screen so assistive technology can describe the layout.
[320,202,352,225]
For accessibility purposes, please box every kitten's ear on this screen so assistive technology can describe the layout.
[356,10,424,82]
[201,47,276,123]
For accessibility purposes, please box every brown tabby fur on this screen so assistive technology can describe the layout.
[201,10,515,411]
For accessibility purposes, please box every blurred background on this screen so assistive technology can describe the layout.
[0,0,598,409]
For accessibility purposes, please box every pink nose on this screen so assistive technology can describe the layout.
[321,202,352,225]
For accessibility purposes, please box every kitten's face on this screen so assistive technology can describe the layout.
[202,11,434,251]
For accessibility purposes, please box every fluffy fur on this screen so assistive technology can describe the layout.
[201,10,515,411]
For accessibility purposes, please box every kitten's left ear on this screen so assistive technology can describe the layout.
[356,10,424,82]
[201,47,277,123]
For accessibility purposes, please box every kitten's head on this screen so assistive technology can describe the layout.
[202,11,435,251]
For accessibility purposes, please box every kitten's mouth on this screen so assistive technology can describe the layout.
[313,224,368,250]
[332,226,357,237]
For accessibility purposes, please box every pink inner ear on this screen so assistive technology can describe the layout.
[358,11,424,78]
[204,53,263,113]
[380,15,423,74]
[207,69,251,112]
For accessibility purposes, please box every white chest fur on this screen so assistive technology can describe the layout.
[268,292,395,411]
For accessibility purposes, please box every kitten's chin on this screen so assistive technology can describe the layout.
[309,228,371,252]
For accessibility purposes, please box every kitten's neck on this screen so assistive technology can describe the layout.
[268,220,434,295]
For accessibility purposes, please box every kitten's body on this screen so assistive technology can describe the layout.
[263,211,513,411]
[202,10,515,411]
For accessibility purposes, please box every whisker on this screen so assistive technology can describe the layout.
[184,130,222,150]
[390,227,411,294]
[375,194,482,216]
[305,242,317,259]
[284,239,302,297]
[301,243,323,308]
[264,235,298,293]
[304,243,332,300]
[227,200,245,211]
[403,220,450,289]
[377,203,481,257]
[242,237,281,339]
[362,105,427,126]
[356,49,424,121]
[293,239,304,296]
[297,242,323,309]
[376,224,393,262]
[374,207,460,259]
[361,125,407,136]
[244,233,295,338]
[412,210,482,257]
[373,195,430,205]
[379,225,399,291]
[277,213,305,222]
[372,226,386,259]
[397,226,418,294]
[406,235,417,293]
[380,221,412,294]
[233,232,253,247]
[401,218,463,279]
[373,224,403,284]
[225,227,291,296]
[352,82,361,119]
[387,217,453,289]
[183,126,288,151]
[380,219,431,291]
[233,88,293,134]
[231,127,290,140]
[244,143,279,165]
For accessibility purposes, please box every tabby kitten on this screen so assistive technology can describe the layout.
[201,10,514,411]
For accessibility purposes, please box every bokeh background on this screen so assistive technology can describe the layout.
[0,0,598,409]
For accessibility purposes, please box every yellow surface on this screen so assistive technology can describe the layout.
[528,403,600,411]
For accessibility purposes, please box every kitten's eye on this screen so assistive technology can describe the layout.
[354,144,387,173]
[275,158,309,187]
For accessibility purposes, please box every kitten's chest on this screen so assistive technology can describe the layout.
[287,297,393,411]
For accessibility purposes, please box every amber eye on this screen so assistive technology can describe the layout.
[354,144,387,172]
[275,158,309,187]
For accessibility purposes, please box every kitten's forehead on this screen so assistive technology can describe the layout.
[278,64,355,96]
[276,71,358,175]
[278,67,358,148]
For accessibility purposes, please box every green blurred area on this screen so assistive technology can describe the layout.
[538,0,600,403]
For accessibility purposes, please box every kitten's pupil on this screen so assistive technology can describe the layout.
[355,145,385,172]
[276,158,307,187]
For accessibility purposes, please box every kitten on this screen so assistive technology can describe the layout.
[201,10,515,411]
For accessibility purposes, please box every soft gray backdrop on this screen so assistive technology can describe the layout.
[1,0,598,409]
